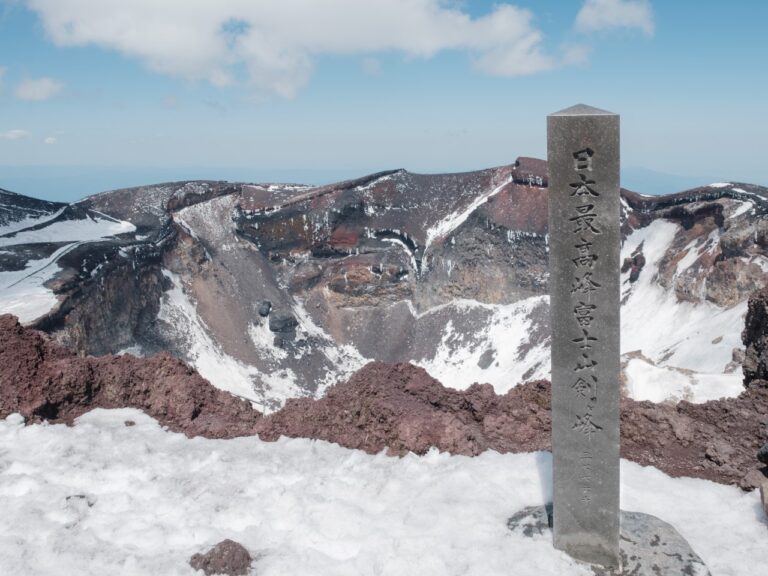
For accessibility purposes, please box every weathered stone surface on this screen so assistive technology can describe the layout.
[189,539,253,576]
[743,287,768,388]
[257,300,272,317]
[761,482,768,518]
[548,104,621,567]
[507,506,711,576]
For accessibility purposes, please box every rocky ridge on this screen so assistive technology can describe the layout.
[1,161,767,408]
[2,314,766,490]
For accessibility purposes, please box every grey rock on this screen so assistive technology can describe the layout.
[268,310,298,334]
[257,300,272,317]
[508,506,711,575]
[761,482,768,518]
[189,539,253,576]
[757,443,768,465]
[477,348,496,369]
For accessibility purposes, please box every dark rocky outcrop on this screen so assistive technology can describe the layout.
[743,287,768,388]
[190,540,253,576]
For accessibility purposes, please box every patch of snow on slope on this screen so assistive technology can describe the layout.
[708,182,731,188]
[730,200,753,219]
[424,175,514,254]
[291,298,369,395]
[0,207,66,236]
[158,270,303,411]
[0,409,764,576]
[620,219,746,374]
[624,356,743,403]
[0,214,135,247]
[416,297,550,393]
[0,242,85,322]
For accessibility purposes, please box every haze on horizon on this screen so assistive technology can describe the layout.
[1,0,766,201]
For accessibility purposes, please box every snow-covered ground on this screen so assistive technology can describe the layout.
[0,213,135,248]
[0,409,764,576]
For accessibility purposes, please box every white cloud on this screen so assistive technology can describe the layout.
[0,129,31,141]
[575,0,654,36]
[24,0,559,97]
[44,136,57,144]
[15,77,63,101]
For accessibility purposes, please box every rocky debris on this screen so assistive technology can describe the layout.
[621,388,768,489]
[189,539,253,576]
[743,287,768,388]
[2,316,766,489]
[260,362,768,489]
[260,362,551,456]
[621,243,646,283]
[0,314,262,438]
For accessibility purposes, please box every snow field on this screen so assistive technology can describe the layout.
[620,219,746,375]
[0,409,764,576]
[0,214,135,248]
[415,297,550,393]
[623,356,744,404]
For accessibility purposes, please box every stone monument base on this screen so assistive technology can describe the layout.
[507,505,711,575]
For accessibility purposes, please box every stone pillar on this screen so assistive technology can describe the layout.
[548,104,621,568]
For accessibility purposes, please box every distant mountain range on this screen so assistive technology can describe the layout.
[1,157,766,411]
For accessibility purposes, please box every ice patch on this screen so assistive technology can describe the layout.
[708,182,731,188]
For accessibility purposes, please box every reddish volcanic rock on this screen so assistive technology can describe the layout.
[260,361,768,489]
[258,362,551,456]
[189,539,252,576]
[0,314,262,438]
[620,391,768,489]
[2,315,766,489]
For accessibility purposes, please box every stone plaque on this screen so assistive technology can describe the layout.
[547,104,620,568]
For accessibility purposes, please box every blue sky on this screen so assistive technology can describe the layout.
[1,0,766,201]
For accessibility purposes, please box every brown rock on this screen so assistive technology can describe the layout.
[3,315,767,491]
[258,362,551,456]
[0,314,262,438]
[190,539,252,576]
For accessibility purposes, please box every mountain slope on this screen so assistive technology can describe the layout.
[0,160,766,409]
